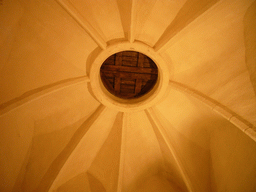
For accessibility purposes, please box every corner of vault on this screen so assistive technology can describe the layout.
[145,108,189,192]
[244,0,256,96]
[87,112,123,192]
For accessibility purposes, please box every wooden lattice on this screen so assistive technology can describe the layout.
[100,51,158,99]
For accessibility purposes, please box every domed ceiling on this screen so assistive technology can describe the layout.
[1,0,256,191]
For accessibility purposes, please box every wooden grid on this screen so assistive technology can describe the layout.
[100,51,158,99]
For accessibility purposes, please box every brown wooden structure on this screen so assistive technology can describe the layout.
[100,51,158,99]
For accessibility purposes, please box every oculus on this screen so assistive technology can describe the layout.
[100,51,158,99]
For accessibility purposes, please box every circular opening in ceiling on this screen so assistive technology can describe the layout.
[89,41,169,112]
[100,51,158,99]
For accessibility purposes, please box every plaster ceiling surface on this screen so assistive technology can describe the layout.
[1,0,256,192]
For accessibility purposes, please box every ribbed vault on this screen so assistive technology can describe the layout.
[1,0,256,192]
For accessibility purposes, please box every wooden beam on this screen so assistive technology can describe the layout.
[55,0,107,50]
[137,52,144,67]
[115,52,123,66]
[103,71,156,80]
[120,79,135,85]
[100,73,115,93]
[114,53,122,93]
[134,79,142,94]
[114,76,121,94]
[101,65,158,74]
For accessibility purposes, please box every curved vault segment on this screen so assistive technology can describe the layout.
[1,0,256,192]
[48,109,190,192]
[48,107,118,191]
[2,73,254,189]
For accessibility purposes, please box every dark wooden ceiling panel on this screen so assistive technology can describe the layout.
[100,51,158,99]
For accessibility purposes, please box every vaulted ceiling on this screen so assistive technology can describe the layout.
[1,0,256,191]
